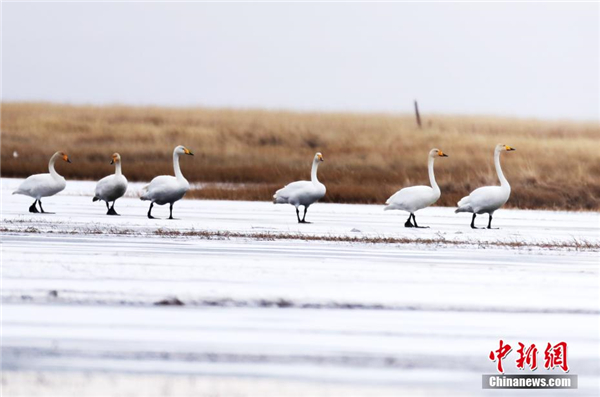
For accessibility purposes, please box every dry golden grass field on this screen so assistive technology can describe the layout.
[2,102,599,210]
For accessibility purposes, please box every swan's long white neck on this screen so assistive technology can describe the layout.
[428,155,439,194]
[114,161,122,176]
[173,151,185,180]
[311,158,320,184]
[494,149,509,189]
[48,153,62,179]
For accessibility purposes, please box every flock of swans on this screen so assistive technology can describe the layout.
[12,144,516,229]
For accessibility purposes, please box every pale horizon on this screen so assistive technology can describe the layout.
[2,2,599,121]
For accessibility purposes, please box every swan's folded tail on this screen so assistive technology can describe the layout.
[140,184,151,201]
[272,191,288,204]
[455,196,473,213]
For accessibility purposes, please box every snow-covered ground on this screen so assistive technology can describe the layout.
[2,178,599,396]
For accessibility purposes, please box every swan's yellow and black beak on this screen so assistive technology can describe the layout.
[317,153,324,162]
[438,151,448,157]
[505,145,516,151]
[184,147,194,156]
[63,154,72,163]
[110,154,119,164]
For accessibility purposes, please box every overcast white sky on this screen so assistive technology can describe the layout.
[2,2,599,120]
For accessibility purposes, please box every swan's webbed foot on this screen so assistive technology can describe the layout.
[107,207,119,216]
[404,220,414,228]
[415,225,430,229]
[29,201,40,213]
[148,215,157,219]
[298,220,311,224]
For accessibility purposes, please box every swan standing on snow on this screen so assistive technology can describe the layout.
[13,151,71,213]
[140,145,193,219]
[273,152,326,223]
[93,153,128,215]
[384,148,448,228]
[455,144,516,229]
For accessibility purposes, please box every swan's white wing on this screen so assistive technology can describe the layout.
[384,186,438,213]
[273,181,325,206]
[456,186,509,214]
[14,174,65,199]
[274,181,311,203]
[95,174,128,201]
[140,175,188,204]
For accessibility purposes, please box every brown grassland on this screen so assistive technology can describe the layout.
[1,102,599,210]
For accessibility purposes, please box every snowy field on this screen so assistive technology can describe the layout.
[2,178,599,396]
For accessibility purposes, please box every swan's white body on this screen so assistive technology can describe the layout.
[273,153,326,222]
[13,152,68,200]
[141,175,189,205]
[140,145,193,219]
[455,144,514,215]
[385,149,447,227]
[455,144,515,229]
[94,154,128,204]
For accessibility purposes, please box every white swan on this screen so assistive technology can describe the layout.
[93,153,128,216]
[140,145,193,219]
[384,148,448,228]
[455,144,516,229]
[13,151,71,213]
[273,152,326,223]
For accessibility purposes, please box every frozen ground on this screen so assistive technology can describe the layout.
[1,178,599,396]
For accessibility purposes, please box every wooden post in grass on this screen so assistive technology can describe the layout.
[414,100,422,128]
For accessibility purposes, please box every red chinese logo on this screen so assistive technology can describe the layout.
[489,341,568,373]
[544,342,569,372]
[489,339,512,373]
[516,343,538,370]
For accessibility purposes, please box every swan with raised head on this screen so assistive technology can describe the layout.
[93,153,128,216]
[455,144,516,229]
[384,148,448,228]
[13,151,71,213]
[140,145,193,219]
[273,152,326,223]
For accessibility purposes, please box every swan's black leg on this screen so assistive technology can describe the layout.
[147,202,156,219]
[105,201,110,210]
[168,203,174,220]
[412,213,429,228]
[296,208,302,223]
[470,213,479,229]
[107,201,119,216]
[404,213,414,228]
[300,206,311,223]
[38,200,47,213]
[29,200,39,213]
[487,214,498,229]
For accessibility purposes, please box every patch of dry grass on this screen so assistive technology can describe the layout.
[2,102,599,210]
[1,225,598,251]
